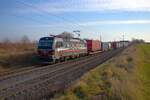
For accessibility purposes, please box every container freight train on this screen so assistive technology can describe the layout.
[37,36,129,62]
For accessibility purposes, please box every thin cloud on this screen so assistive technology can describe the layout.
[79,20,150,26]
[27,20,150,27]
[17,0,150,14]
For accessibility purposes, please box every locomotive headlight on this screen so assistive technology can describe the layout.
[48,50,54,55]
[38,50,41,54]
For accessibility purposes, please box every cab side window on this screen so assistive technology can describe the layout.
[56,42,63,48]
[64,43,70,48]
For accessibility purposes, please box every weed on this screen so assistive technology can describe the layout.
[53,44,150,100]
[127,56,133,63]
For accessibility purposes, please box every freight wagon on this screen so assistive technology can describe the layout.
[86,40,101,52]
[116,41,130,48]
[121,41,130,47]
[102,42,110,51]
[116,42,122,48]
[108,42,112,49]
[111,42,117,49]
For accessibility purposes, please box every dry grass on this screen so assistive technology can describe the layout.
[0,42,36,55]
[53,43,150,100]
[0,42,38,73]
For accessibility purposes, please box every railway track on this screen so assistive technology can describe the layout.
[0,48,124,100]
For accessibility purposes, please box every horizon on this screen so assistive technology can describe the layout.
[0,0,150,42]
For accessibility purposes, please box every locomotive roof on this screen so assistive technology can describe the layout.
[40,36,64,39]
[40,36,85,42]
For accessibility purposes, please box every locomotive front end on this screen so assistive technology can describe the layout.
[37,37,55,61]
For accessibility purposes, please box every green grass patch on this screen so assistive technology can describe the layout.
[137,44,150,100]
[54,44,150,100]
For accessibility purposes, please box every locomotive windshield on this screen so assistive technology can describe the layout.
[38,37,54,49]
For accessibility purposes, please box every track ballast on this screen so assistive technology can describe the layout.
[0,48,124,100]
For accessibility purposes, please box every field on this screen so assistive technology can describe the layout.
[53,43,150,100]
[0,42,38,73]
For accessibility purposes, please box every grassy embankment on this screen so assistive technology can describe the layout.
[53,43,150,100]
[0,43,38,73]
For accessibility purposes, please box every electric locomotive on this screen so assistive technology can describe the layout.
[37,36,87,62]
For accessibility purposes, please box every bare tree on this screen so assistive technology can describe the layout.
[21,35,30,44]
[132,38,145,43]
[2,38,11,44]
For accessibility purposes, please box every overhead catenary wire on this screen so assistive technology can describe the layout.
[14,0,95,34]
[5,12,74,31]
[3,1,78,32]
[15,0,83,30]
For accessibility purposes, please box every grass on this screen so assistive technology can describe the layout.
[0,42,36,55]
[0,42,39,73]
[137,44,150,100]
[53,43,150,100]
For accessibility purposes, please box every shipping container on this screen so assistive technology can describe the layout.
[116,42,122,48]
[123,41,130,47]
[111,42,117,49]
[117,41,130,48]
[102,42,109,51]
[86,40,101,52]
[108,42,112,49]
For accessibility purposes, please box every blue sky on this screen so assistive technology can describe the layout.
[0,0,150,42]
